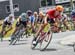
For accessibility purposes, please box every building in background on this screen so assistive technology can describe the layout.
[0,0,75,19]
[40,0,75,15]
[55,0,75,15]
[0,0,40,19]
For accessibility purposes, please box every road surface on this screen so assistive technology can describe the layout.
[0,31,75,55]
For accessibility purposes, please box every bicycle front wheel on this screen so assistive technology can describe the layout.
[39,31,53,51]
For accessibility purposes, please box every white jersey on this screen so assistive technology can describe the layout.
[60,14,68,22]
[4,17,14,24]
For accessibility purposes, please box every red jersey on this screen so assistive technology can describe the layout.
[47,9,61,19]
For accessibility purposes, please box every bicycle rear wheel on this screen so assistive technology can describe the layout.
[11,37,19,45]
[39,31,53,51]
[9,35,17,45]
[10,33,23,45]
[11,31,25,45]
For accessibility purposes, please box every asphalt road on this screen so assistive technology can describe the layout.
[0,31,75,55]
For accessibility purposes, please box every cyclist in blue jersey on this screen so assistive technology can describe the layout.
[11,13,28,36]
[26,10,35,33]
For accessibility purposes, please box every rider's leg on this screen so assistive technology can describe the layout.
[33,23,47,41]
[12,26,19,35]
[5,24,13,35]
[0,22,6,35]
[31,22,36,33]
[23,21,27,32]
[7,24,13,31]
[73,21,75,30]
[51,21,59,32]
[12,22,20,35]
[64,19,70,31]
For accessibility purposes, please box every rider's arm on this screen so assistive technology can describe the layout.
[44,14,48,25]
[17,16,21,22]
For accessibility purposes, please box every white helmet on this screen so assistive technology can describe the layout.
[9,14,14,17]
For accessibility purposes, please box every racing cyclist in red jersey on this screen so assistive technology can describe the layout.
[32,5,64,46]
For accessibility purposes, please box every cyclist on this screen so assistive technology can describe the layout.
[11,13,28,39]
[35,11,45,32]
[37,11,45,24]
[0,14,14,36]
[61,14,70,31]
[26,10,35,33]
[71,9,75,30]
[33,11,38,23]
[32,5,64,46]
[33,12,39,31]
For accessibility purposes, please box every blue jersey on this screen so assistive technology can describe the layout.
[29,15,35,23]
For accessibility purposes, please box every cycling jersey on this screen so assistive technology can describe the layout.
[4,17,14,25]
[29,15,35,23]
[47,9,61,19]
[16,21,27,28]
[37,17,44,24]
[19,13,27,22]
[16,13,28,27]
[34,16,38,23]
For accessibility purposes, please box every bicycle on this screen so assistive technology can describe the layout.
[31,24,53,51]
[9,24,26,45]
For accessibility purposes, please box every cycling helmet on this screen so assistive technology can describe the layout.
[9,14,14,17]
[56,5,64,12]
[26,10,32,16]
[34,11,38,15]
[39,11,45,16]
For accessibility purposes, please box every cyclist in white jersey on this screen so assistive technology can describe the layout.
[0,14,14,35]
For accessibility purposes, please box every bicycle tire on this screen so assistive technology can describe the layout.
[11,37,18,45]
[9,30,19,45]
[9,37,15,45]
[39,31,53,51]
[31,37,38,49]
[9,25,25,45]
